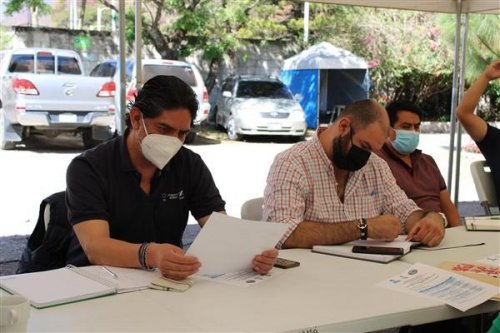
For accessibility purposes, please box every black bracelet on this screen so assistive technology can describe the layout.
[138,243,154,271]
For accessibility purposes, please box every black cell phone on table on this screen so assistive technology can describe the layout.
[274,257,300,269]
[352,246,404,255]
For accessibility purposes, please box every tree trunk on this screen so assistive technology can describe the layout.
[148,26,179,59]
[80,0,87,28]
[206,58,220,93]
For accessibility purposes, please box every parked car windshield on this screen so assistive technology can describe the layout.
[89,62,116,77]
[236,81,293,99]
[58,56,81,74]
[8,54,34,73]
[143,65,197,87]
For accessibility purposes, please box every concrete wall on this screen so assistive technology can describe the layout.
[8,26,290,82]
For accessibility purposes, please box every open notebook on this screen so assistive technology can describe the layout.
[464,215,500,231]
[312,236,420,263]
[0,265,161,309]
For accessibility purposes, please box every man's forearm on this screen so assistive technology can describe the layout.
[457,74,490,117]
[403,210,426,233]
[78,236,143,268]
[282,220,360,249]
[404,210,445,232]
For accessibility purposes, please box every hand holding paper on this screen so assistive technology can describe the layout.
[186,212,288,277]
[149,243,201,281]
[252,248,279,274]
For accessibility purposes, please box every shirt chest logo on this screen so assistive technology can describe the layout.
[161,190,184,202]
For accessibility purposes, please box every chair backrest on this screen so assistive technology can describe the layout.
[470,160,498,215]
[18,192,91,274]
[241,197,264,221]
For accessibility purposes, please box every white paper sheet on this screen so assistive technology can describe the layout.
[377,263,499,312]
[195,268,282,287]
[186,212,288,276]
[477,253,500,266]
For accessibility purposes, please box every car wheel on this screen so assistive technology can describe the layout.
[291,134,305,143]
[184,131,196,144]
[227,117,242,141]
[82,127,115,150]
[0,109,16,150]
[214,107,224,130]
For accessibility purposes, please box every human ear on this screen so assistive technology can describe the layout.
[129,107,142,130]
[337,118,351,134]
[389,128,396,141]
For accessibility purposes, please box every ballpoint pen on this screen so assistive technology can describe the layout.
[102,266,118,279]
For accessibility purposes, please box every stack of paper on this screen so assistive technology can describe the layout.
[312,236,420,263]
[464,215,500,231]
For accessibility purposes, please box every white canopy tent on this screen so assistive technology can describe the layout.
[297,0,500,204]
[281,42,370,127]
[283,42,368,70]
[302,0,500,14]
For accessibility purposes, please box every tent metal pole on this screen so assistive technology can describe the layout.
[317,72,320,129]
[446,0,463,199]
[135,0,143,91]
[304,2,310,43]
[453,13,469,205]
[118,0,126,134]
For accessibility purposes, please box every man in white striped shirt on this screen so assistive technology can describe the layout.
[263,99,445,249]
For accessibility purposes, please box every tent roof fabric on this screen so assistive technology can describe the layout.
[301,0,500,14]
[283,42,368,70]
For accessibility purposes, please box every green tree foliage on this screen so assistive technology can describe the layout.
[4,0,51,26]
[439,14,500,119]
[5,0,493,120]
[0,25,14,49]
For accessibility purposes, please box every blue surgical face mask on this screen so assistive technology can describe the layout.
[391,130,420,155]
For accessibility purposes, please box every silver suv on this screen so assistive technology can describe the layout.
[215,75,306,140]
[0,48,116,149]
[90,59,210,143]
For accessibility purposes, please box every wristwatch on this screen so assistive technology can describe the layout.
[358,218,368,240]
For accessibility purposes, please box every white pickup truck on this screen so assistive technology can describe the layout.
[0,48,116,149]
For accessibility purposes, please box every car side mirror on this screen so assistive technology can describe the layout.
[294,94,303,102]
[222,91,232,98]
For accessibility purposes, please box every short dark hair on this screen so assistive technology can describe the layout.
[385,101,422,127]
[337,99,384,130]
[125,75,198,127]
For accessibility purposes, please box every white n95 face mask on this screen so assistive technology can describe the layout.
[140,118,183,170]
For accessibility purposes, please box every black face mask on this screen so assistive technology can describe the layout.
[332,129,371,171]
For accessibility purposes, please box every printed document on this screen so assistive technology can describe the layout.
[186,212,288,282]
[378,263,499,312]
[195,268,282,287]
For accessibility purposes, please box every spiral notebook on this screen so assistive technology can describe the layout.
[0,265,160,309]
[312,236,420,263]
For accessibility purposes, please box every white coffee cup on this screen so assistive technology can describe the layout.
[0,295,30,332]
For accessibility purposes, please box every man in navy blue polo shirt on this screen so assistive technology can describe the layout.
[457,59,500,203]
[66,75,278,280]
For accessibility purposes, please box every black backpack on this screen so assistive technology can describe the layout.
[17,192,75,273]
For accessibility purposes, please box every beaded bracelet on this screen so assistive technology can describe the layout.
[138,243,154,271]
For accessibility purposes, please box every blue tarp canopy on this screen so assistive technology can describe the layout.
[280,42,370,128]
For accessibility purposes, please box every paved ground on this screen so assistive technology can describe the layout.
[0,128,484,238]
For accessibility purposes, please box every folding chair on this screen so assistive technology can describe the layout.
[240,197,264,221]
[470,160,498,215]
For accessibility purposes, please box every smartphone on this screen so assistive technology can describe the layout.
[352,246,404,255]
[274,257,300,269]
